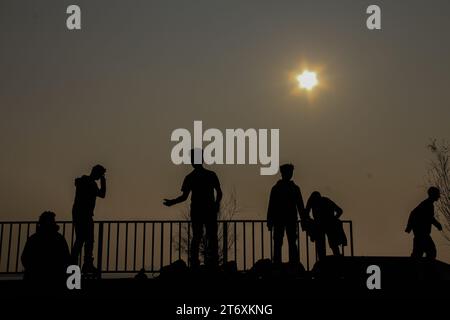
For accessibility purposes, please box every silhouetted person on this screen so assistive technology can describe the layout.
[406,187,443,260]
[267,164,305,264]
[21,211,70,287]
[164,149,222,268]
[305,191,344,260]
[71,164,106,273]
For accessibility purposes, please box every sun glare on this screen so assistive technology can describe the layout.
[297,70,318,90]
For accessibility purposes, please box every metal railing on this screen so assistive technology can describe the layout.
[0,220,354,275]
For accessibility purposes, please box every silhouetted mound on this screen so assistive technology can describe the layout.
[248,259,306,279]
[134,268,148,280]
[312,256,450,288]
[249,259,273,277]
[157,259,242,281]
[156,259,306,281]
[158,259,189,279]
[220,260,238,274]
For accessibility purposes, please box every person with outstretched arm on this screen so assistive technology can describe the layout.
[164,149,222,269]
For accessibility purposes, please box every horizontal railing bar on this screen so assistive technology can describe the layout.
[0,220,353,224]
[0,271,160,275]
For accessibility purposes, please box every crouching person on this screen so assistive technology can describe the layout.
[305,192,346,261]
[21,211,70,290]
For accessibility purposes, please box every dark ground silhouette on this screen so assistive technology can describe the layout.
[4,256,450,300]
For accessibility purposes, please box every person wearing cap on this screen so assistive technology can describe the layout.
[406,186,443,259]
[267,164,305,264]
[21,211,70,286]
[71,164,106,273]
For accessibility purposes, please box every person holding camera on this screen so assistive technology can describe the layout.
[71,164,106,273]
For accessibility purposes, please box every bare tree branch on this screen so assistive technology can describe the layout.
[427,139,450,241]
[172,188,239,264]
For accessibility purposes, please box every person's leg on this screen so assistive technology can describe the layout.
[330,244,341,256]
[205,218,219,267]
[273,225,284,264]
[424,235,437,260]
[71,220,86,264]
[411,235,424,258]
[315,228,326,261]
[286,222,299,264]
[83,217,95,266]
[190,221,204,268]
[325,227,341,256]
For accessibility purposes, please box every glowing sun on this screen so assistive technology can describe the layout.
[297,70,318,90]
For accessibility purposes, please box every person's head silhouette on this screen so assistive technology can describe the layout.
[190,148,204,169]
[91,164,106,180]
[37,211,59,233]
[309,191,322,206]
[279,164,294,181]
[428,186,440,202]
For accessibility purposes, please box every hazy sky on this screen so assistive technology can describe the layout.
[1,0,449,262]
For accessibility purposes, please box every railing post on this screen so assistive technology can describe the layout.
[260,222,264,259]
[350,221,354,256]
[97,222,104,278]
[269,228,273,263]
[15,224,22,272]
[234,222,237,261]
[243,222,246,270]
[297,221,300,264]
[187,223,190,268]
[107,222,111,271]
[222,222,228,265]
[160,222,164,269]
[306,231,310,271]
[251,222,255,266]
[0,224,3,269]
[7,224,12,272]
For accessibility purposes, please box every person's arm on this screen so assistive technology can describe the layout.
[214,184,223,212]
[405,203,422,233]
[333,202,343,219]
[432,217,443,231]
[303,195,313,220]
[163,190,189,207]
[267,188,275,231]
[59,236,71,268]
[97,175,106,198]
[296,186,306,220]
[405,209,416,233]
[301,195,313,232]
[21,238,32,270]
[164,175,190,207]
